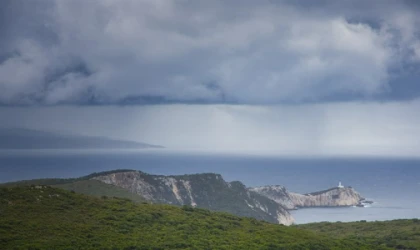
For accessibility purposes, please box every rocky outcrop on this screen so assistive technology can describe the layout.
[249,185,296,210]
[289,187,363,208]
[251,185,364,209]
[93,170,294,225]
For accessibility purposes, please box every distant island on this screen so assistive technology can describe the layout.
[0,128,163,149]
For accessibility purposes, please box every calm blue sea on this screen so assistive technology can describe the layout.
[1,149,419,224]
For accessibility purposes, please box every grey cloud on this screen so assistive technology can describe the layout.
[1,0,420,105]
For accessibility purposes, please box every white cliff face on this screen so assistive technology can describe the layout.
[289,187,363,207]
[276,210,295,225]
[251,186,364,209]
[165,177,183,204]
[181,180,197,207]
[244,189,294,225]
[94,171,197,206]
[94,171,157,200]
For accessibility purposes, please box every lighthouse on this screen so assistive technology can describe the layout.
[338,182,344,188]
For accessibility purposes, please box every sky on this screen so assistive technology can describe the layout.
[1,0,420,156]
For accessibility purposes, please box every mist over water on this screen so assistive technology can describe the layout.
[1,149,419,224]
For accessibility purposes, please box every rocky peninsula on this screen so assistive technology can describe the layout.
[89,170,371,225]
[250,184,370,210]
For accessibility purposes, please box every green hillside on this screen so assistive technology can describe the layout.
[1,186,381,250]
[0,170,146,204]
[53,179,146,203]
[0,170,134,188]
[299,220,420,250]
[0,177,78,187]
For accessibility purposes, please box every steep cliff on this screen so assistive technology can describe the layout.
[93,170,294,225]
[251,186,364,209]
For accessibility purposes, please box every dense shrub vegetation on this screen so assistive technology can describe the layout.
[53,179,146,203]
[0,186,389,250]
[299,220,420,249]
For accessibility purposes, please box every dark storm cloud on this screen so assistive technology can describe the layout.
[1,0,420,105]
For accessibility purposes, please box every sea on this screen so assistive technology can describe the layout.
[1,149,419,224]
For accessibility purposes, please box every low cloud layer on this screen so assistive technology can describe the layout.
[2,102,420,157]
[1,0,420,105]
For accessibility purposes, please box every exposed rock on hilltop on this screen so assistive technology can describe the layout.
[93,170,294,225]
[251,185,364,209]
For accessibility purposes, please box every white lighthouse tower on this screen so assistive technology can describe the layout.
[338,182,344,188]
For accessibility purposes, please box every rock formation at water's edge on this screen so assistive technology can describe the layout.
[250,185,366,209]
